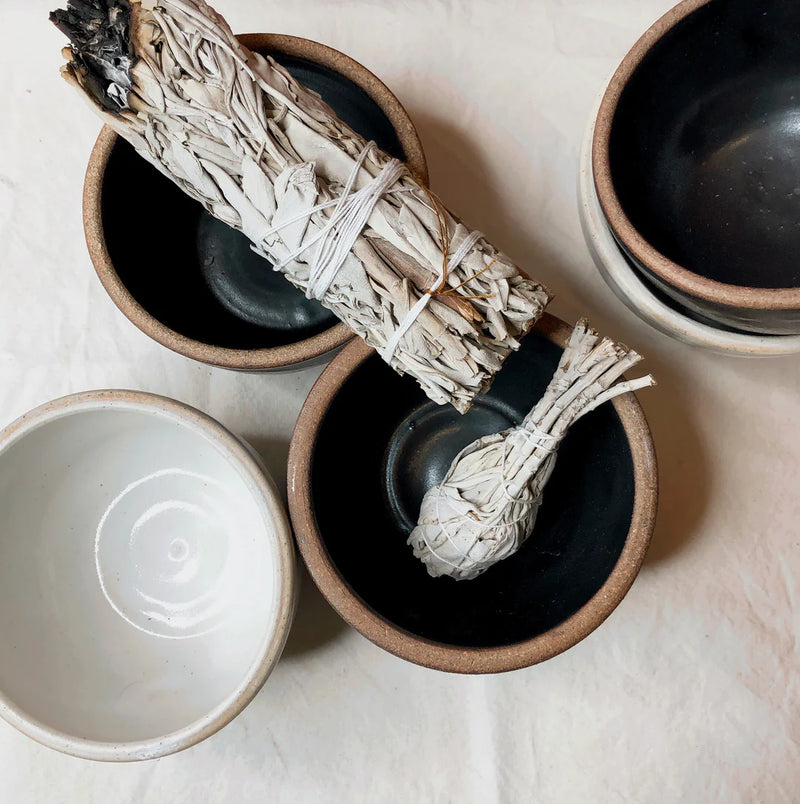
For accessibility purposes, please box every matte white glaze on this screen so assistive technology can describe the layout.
[579,106,800,357]
[0,391,296,761]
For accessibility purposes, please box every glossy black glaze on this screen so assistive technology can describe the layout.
[311,330,635,649]
[101,53,405,349]
[610,0,800,297]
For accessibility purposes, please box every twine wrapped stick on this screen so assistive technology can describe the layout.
[51,0,551,413]
[409,321,655,580]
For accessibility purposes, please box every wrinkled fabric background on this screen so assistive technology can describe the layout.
[1,1,799,801]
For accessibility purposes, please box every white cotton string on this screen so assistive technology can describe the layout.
[427,486,483,571]
[258,185,412,244]
[381,229,484,362]
[498,426,558,504]
[306,156,405,299]
[256,141,407,300]
[517,424,561,451]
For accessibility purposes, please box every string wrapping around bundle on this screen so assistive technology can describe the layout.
[382,228,484,362]
[409,320,656,581]
[52,0,552,413]
[257,144,407,302]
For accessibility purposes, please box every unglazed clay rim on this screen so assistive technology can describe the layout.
[592,0,800,311]
[83,33,429,370]
[580,89,800,356]
[287,314,658,674]
[0,390,297,761]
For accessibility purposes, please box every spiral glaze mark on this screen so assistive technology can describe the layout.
[95,468,240,639]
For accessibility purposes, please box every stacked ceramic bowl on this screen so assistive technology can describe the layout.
[581,0,800,355]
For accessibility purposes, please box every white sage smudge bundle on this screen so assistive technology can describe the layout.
[409,320,655,580]
[52,0,551,412]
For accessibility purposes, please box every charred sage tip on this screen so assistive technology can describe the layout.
[51,0,134,111]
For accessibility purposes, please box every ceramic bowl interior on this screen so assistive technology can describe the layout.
[594,0,800,330]
[290,315,657,673]
[0,392,294,760]
[87,35,427,369]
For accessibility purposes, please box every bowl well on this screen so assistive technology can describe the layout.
[593,0,800,334]
[84,34,428,370]
[0,391,295,761]
[288,315,658,674]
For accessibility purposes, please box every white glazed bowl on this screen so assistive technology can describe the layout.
[0,390,296,761]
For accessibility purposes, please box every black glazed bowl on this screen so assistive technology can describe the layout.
[288,314,658,673]
[84,34,428,370]
[593,0,800,335]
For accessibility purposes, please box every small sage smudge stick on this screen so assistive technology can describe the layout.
[409,320,655,581]
[51,0,551,413]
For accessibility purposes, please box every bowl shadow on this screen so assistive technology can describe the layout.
[632,351,710,566]
[241,435,291,504]
[281,564,349,660]
[243,434,348,657]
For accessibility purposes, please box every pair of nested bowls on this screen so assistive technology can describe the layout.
[588,0,800,353]
[0,34,657,761]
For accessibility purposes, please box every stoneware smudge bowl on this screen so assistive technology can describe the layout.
[593,0,800,335]
[84,34,428,371]
[288,314,658,674]
[0,391,296,761]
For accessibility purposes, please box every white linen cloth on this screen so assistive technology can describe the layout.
[1,1,798,800]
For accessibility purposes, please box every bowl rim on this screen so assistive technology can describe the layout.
[0,389,297,761]
[287,313,659,674]
[592,0,800,311]
[83,32,430,370]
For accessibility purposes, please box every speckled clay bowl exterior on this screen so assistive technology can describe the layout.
[593,0,800,335]
[83,34,428,371]
[287,315,658,674]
